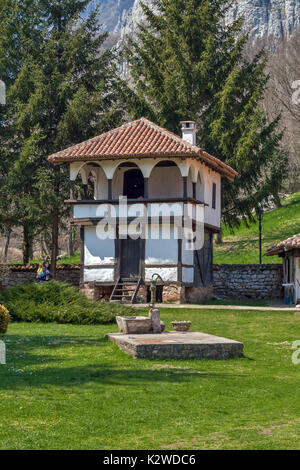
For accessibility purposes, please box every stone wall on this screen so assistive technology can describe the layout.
[0,264,80,289]
[0,263,284,301]
[213,264,283,300]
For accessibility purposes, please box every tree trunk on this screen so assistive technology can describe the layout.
[50,166,61,279]
[273,192,282,208]
[4,229,11,262]
[51,213,59,279]
[23,224,30,264]
[68,225,74,257]
[23,224,35,264]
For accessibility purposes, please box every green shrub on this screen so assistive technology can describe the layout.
[0,304,10,333]
[0,281,135,325]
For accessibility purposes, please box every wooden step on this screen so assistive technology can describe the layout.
[109,277,142,304]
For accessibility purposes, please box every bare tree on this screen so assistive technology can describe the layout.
[264,31,300,191]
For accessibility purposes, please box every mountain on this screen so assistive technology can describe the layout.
[82,0,135,33]
[83,0,300,42]
[119,0,300,44]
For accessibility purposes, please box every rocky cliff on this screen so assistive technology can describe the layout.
[119,0,300,43]
[84,0,299,42]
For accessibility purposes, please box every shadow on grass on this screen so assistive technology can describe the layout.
[0,362,248,390]
[1,334,108,368]
[0,333,249,389]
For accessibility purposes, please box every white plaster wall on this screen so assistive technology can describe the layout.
[182,239,194,265]
[203,168,221,228]
[145,267,178,282]
[145,224,178,264]
[74,204,111,219]
[84,226,115,265]
[149,166,182,198]
[148,202,183,218]
[70,161,85,181]
[185,158,220,228]
[74,202,185,219]
[187,168,193,198]
[95,166,108,199]
[112,166,126,198]
[182,267,194,283]
[196,172,204,201]
[84,268,114,282]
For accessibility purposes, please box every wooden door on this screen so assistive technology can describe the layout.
[120,238,141,278]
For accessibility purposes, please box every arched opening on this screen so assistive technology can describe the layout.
[73,171,84,200]
[123,169,144,198]
[73,164,95,200]
[148,160,182,198]
[86,172,96,200]
[112,162,144,199]
[93,165,108,199]
[72,163,109,200]
[77,164,102,200]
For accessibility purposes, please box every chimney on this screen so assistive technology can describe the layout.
[181,121,197,145]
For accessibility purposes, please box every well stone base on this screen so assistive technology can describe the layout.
[162,284,185,303]
[79,284,113,301]
[79,282,214,304]
[137,285,147,303]
[107,331,243,360]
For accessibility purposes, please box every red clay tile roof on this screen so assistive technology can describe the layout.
[48,118,238,181]
[266,232,300,256]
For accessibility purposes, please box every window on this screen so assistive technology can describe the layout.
[212,183,216,210]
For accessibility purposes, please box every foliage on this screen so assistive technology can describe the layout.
[0,0,45,259]
[0,281,134,324]
[214,191,300,264]
[0,304,10,334]
[123,0,287,226]
[1,308,300,449]
[0,0,124,266]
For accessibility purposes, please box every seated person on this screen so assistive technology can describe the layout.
[36,260,52,282]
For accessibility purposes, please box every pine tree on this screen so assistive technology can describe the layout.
[123,0,287,226]
[1,0,121,270]
[0,0,44,262]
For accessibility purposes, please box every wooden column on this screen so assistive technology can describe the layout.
[183,176,187,199]
[192,182,196,199]
[178,237,182,283]
[144,177,149,199]
[70,180,75,200]
[80,226,84,286]
[108,179,112,199]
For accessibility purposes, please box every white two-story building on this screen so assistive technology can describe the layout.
[48,118,237,303]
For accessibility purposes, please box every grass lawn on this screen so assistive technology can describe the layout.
[1,307,300,450]
[214,191,300,264]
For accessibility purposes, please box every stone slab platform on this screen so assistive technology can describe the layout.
[106,331,243,360]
